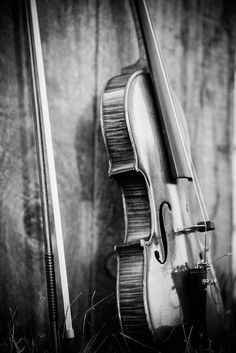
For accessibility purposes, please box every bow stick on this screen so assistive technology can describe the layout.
[25,0,74,349]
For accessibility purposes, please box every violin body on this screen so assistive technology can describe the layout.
[101,69,225,348]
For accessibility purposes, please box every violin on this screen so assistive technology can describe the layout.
[101,0,225,351]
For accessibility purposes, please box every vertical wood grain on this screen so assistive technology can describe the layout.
[0,0,235,339]
[0,0,47,336]
[147,0,236,308]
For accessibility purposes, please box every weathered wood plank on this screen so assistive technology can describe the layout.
[0,0,47,336]
[147,0,236,307]
[36,0,99,334]
[0,0,235,340]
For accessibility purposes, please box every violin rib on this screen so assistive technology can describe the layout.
[102,73,136,175]
[101,71,154,342]
[118,172,151,242]
[116,243,152,343]
[101,71,152,243]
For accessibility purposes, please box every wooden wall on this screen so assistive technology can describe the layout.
[0,0,235,342]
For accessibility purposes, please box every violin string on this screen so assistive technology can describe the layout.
[142,0,208,227]
[180,132,209,262]
[165,79,209,251]
[189,161,209,220]
[165,90,208,234]
[189,160,209,261]
[141,0,210,260]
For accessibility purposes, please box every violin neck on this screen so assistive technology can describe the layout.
[130,0,192,180]
[130,0,169,77]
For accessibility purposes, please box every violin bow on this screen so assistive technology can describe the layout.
[25,0,74,350]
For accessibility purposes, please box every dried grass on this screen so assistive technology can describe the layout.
[0,295,235,353]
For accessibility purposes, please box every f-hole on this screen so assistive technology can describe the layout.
[155,201,172,264]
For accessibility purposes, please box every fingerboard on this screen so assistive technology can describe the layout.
[130,0,192,180]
